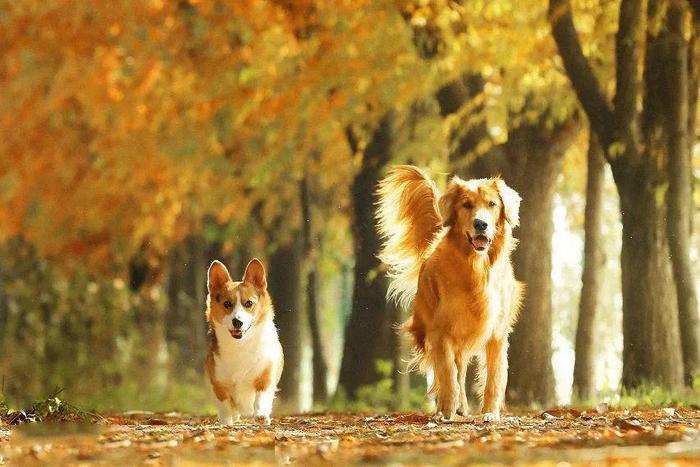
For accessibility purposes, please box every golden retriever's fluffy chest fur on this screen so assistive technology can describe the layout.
[420,237,503,345]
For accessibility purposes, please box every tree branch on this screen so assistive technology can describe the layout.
[613,0,643,161]
[548,0,615,149]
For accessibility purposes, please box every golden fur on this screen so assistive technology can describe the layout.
[377,165,524,421]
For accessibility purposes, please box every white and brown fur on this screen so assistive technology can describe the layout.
[377,165,524,421]
[205,259,283,425]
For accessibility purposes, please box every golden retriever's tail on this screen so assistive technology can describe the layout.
[376,165,442,310]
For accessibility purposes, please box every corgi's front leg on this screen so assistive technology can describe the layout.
[254,389,275,425]
[215,398,237,425]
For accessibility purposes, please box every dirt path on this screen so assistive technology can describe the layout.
[1,408,699,465]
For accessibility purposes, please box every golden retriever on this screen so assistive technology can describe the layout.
[377,165,523,421]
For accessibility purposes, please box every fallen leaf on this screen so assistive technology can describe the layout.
[612,417,649,433]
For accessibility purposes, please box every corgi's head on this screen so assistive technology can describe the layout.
[206,258,272,340]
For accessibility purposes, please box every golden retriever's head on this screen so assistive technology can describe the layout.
[439,176,520,254]
[207,258,270,340]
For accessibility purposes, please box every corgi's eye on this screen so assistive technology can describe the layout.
[223,300,233,309]
[489,201,497,208]
[463,202,473,210]
[243,300,254,308]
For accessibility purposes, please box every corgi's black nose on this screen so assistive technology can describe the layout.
[473,218,488,231]
[232,318,243,329]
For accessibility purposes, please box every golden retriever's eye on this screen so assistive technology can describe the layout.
[243,300,254,308]
[489,200,497,208]
[463,202,473,210]
[223,300,233,309]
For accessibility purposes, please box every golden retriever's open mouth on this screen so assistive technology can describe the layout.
[468,233,492,252]
[229,328,244,339]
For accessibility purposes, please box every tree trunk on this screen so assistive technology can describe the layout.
[337,112,397,398]
[300,167,329,404]
[614,167,684,389]
[129,250,168,389]
[455,113,579,406]
[166,237,208,376]
[306,266,328,403]
[267,238,304,410]
[165,242,189,371]
[573,133,605,401]
[504,129,561,407]
[665,0,700,386]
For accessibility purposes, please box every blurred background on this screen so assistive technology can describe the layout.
[0,0,698,414]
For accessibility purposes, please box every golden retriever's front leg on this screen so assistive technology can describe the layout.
[482,338,507,422]
[431,337,459,420]
[455,350,471,416]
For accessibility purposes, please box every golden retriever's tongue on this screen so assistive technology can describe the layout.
[472,236,489,249]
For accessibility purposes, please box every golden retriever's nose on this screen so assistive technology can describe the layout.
[232,318,244,329]
[473,219,488,231]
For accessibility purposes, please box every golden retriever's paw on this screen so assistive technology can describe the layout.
[482,412,501,423]
[436,399,458,421]
[255,415,272,426]
[456,400,470,416]
[432,411,454,423]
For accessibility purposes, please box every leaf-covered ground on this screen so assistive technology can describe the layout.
[1,407,700,465]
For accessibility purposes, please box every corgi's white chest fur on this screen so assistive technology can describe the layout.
[213,320,279,388]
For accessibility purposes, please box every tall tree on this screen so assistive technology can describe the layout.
[165,237,208,376]
[483,115,580,406]
[573,133,606,401]
[300,161,330,404]
[459,115,581,406]
[267,237,304,411]
[338,112,399,397]
[665,0,700,385]
[441,73,580,405]
[549,0,688,389]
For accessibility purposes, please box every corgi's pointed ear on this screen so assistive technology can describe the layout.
[243,258,267,290]
[495,179,521,227]
[208,260,232,293]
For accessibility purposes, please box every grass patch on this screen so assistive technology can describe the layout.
[329,359,428,413]
[1,388,102,425]
[574,374,700,409]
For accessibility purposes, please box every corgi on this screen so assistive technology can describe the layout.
[205,258,283,425]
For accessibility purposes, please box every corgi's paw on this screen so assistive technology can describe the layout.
[482,412,501,423]
[255,415,271,426]
[218,416,234,426]
[218,414,240,426]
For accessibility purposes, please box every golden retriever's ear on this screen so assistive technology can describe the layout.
[495,179,521,227]
[208,260,232,293]
[438,180,461,227]
[243,258,267,290]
